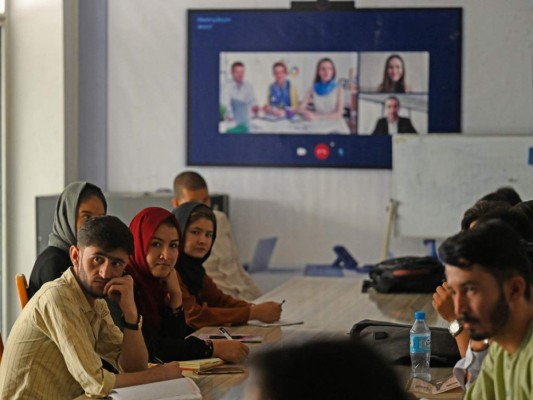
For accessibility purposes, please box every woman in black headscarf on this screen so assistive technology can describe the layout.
[172,202,282,331]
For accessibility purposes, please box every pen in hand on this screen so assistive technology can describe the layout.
[152,356,164,365]
[219,327,234,341]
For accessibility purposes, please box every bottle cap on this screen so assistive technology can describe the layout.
[415,311,426,320]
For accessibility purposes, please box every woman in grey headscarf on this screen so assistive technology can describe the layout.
[28,181,107,297]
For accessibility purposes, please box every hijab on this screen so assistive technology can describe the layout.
[172,202,217,299]
[125,207,180,329]
[48,181,93,252]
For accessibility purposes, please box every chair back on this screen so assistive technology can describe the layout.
[0,332,4,364]
[16,274,29,309]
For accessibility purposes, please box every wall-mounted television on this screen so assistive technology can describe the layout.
[188,8,462,168]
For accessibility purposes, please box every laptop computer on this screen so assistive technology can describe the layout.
[231,99,250,126]
[244,237,278,273]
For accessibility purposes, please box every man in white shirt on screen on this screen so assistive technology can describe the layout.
[172,171,262,302]
[221,61,259,123]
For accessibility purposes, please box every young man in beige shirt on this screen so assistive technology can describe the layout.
[0,216,182,399]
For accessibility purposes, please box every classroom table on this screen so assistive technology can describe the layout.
[219,116,351,134]
[190,276,464,400]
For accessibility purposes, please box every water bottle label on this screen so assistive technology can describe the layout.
[410,335,431,353]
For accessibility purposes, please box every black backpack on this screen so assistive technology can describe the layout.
[367,256,445,293]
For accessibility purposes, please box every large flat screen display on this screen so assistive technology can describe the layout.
[188,8,462,168]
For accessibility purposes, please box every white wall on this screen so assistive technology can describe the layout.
[3,0,66,332]
[107,0,533,267]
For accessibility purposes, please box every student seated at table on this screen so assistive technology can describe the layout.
[243,339,410,400]
[123,207,249,363]
[433,205,533,389]
[172,171,262,301]
[513,200,533,226]
[439,220,533,400]
[478,186,522,206]
[28,181,107,297]
[460,186,522,231]
[0,216,182,399]
[298,57,344,121]
[460,200,511,230]
[172,202,282,330]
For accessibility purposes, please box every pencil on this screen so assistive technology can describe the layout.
[219,327,234,340]
[152,356,164,365]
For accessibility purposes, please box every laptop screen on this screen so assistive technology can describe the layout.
[247,237,278,273]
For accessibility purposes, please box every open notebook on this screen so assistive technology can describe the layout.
[108,377,201,400]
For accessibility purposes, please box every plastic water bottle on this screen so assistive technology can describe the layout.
[410,311,431,381]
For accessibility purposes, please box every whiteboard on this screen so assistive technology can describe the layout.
[392,135,533,238]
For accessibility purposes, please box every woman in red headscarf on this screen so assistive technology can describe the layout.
[124,207,248,363]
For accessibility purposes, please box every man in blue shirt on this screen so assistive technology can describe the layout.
[263,61,299,118]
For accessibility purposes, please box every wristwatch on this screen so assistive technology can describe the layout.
[449,319,463,338]
[122,314,143,330]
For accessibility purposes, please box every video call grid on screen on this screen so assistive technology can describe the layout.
[188,8,462,168]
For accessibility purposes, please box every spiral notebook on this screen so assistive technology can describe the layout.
[108,377,202,400]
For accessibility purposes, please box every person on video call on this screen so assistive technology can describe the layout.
[377,54,412,93]
[372,96,417,135]
[221,61,259,124]
[298,57,344,121]
[262,61,299,118]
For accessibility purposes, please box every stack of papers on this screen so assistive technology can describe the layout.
[108,377,202,400]
[178,357,224,376]
[407,375,462,398]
